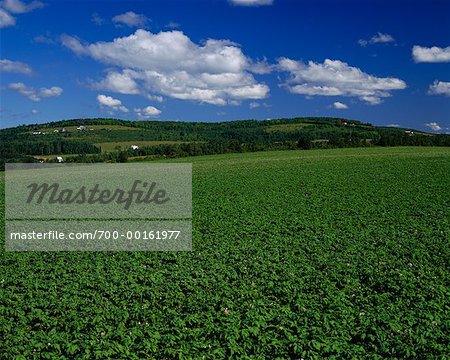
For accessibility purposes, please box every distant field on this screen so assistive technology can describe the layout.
[95,140,187,152]
[37,125,140,133]
[264,122,313,133]
[1,147,449,358]
[32,153,83,160]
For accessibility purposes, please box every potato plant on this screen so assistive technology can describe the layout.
[0,147,449,358]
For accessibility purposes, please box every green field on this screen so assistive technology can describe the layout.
[32,154,82,160]
[264,123,313,133]
[1,147,449,358]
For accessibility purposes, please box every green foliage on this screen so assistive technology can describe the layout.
[2,117,449,167]
[0,147,449,357]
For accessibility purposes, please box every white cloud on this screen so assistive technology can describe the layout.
[112,11,148,27]
[97,94,128,112]
[91,12,105,25]
[386,124,400,127]
[371,32,395,43]
[0,59,33,74]
[63,29,269,105]
[134,105,161,118]
[277,58,406,105]
[60,34,88,56]
[97,94,121,106]
[40,87,62,97]
[358,33,395,47]
[428,80,450,96]
[31,109,38,114]
[333,101,348,109]
[412,45,450,63]
[1,0,43,13]
[357,39,368,47]
[250,58,272,74]
[249,101,270,109]
[229,0,273,6]
[164,21,179,29]
[8,83,38,101]
[33,34,55,44]
[425,122,442,131]
[8,82,63,101]
[0,8,15,27]
[147,94,164,103]
[361,96,382,105]
[0,0,43,28]
[94,70,140,94]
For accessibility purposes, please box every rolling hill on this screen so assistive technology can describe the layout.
[1,117,449,166]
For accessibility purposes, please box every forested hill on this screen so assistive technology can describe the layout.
[1,117,449,166]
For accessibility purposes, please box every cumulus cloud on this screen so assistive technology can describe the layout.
[8,82,62,101]
[94,70,140,94]
[277,58,406,105]
[358,32,395,47]
[425,122,442,131]
[0,8,14,27]
[333,101,348,109]
[1,0,43,13]
[0,0,43,28]
[134,105,161,118]
[0,59,33,74]
[31,109,38,114]
[97,94,121,106]
[428,80,450,96]
[412,45,450,63]
[62,29,269,105]
[97,94,128,112]
[112,11,148,27]
[229,0,273,6]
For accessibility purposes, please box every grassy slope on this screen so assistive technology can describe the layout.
[38,125,141,133]
[2,117,427,155]
[0,147,449,358]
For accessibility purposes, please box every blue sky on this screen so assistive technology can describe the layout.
[1,0,449,132]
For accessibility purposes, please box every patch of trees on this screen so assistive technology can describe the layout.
[1,140,100,156]
[0,140,101,169]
